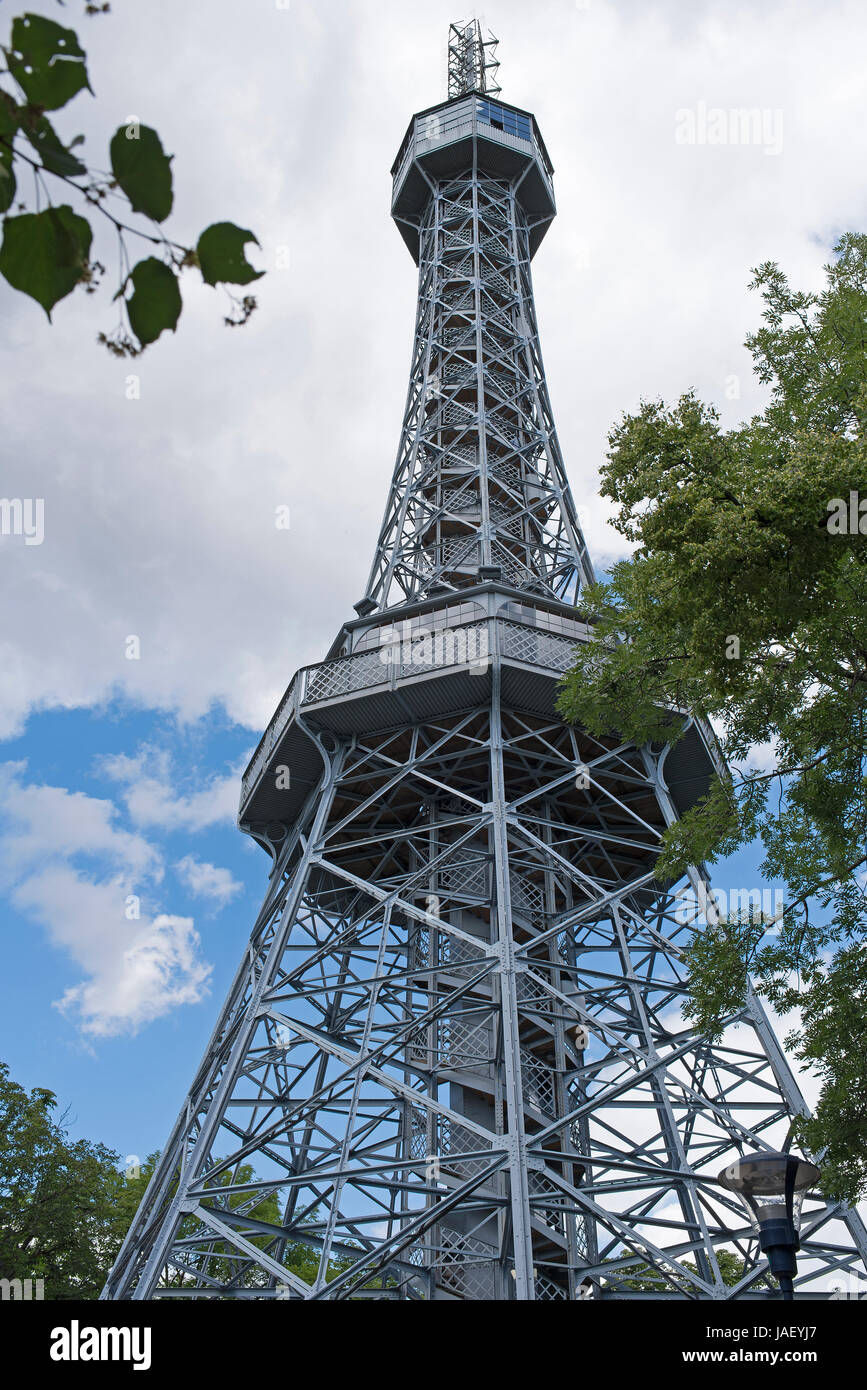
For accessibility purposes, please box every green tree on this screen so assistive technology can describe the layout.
[0,1061,354,1296]
[114,1156,362,1292]
[605,1249,772,1293]
[558,232,867,1202]
[0,1060,123,1297]
[0,1056,361,1295]
[0,4,263,353]
[91,1149,349,1292]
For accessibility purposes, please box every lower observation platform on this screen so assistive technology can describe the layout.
[238,609,723,851]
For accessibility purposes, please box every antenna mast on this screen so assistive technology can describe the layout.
[447,18,501,99]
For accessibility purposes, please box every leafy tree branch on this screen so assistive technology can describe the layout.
[558,232,867,1201]
[0,7,264,353]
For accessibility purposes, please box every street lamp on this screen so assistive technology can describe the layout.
[717,1150,820,1300]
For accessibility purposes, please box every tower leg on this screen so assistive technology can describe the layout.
[104,709,867,1299]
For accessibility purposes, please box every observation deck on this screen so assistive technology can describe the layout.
[391,93,557,261]
[238,588,723,851]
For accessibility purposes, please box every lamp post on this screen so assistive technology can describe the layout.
[717,1150,820,1300]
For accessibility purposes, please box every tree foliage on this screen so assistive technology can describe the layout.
[0,1060,355,1296]
[605,1250,772,1294]
[558,232,867,1201]
[0,5,263,352]
[0,1060,123,1297]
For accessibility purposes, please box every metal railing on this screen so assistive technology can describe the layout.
[393,98,551,205]
[240,618,585,811]
[239,672,300,810]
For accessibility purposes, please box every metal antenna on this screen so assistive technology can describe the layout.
[447,19,501,100]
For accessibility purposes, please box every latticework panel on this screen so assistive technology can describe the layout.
[361,169,595,612]
[105,706,867,1301]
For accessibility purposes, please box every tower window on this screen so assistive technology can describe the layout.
[476,99,531,143]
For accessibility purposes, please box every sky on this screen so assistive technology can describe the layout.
[2,0,867,1171]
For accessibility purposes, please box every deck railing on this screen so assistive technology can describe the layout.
[239,618,585,811]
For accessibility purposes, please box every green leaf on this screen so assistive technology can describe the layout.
[0,163,15,213]
[0,204,92,317]
[0,89,18,142]
[109,125,173,223]
[0,94,17,213]
[8,14,90,112]
[197,222,264,286]
[126,258,182,346]
[21,111,86,178]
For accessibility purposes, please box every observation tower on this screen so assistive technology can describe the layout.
[104,21,867,1301]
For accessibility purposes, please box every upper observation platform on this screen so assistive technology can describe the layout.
[391,93,557,262]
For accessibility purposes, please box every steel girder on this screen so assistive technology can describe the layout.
[361,169,595,614]
[102,699,867,1300]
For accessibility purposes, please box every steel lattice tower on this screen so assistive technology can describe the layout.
[104,23,867,1301]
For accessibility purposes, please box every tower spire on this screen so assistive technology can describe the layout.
[365,30,593,616]
[448,19,501,99]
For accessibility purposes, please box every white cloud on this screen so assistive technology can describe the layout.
[98,747,241,831]
[0,764,211,1037]
[175,853,242,907]
[658,998,822,1114]
[1,0,866,739]
[735,740,780,776]
[57,911,209,1040]
[0,761,160,879]
[15,867,211,1038]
